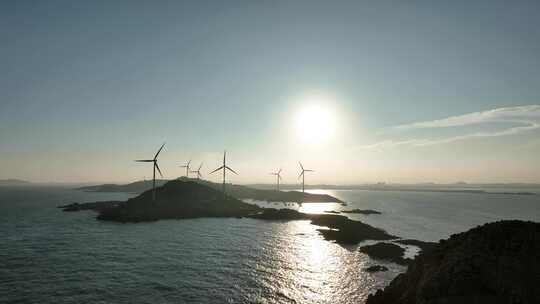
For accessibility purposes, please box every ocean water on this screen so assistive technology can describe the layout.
[1,186,539,303]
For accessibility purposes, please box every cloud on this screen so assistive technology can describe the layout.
[363,105,540,149]
[396,105,540,129]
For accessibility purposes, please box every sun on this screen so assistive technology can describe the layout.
[296,104,335,144]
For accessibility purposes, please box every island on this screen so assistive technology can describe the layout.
[62,180,394,245]
[96,181,260,222]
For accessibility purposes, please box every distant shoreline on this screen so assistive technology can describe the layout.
[245,184,539,196]
[77,184,537,196]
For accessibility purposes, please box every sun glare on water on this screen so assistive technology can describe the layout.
[296,104,335,144]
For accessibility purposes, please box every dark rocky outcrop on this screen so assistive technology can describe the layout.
[58,201,121,212]
[324,210,341,214]
[360,243,411,265]
[365,265,389,273]
[342,209,382,215]
[367,220,540,304]
[248,208,308,221]
[249,208,397,244]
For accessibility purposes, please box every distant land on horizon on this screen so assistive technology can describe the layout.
[76,179,539,195]
[78,178,346,204]
[248,182,540,193]
[0,179,33,186]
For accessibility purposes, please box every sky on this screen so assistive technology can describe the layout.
[1,0,539,184]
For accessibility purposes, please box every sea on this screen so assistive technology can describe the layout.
[1,186,539,304]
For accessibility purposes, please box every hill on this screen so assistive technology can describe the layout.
[77,179,168,193]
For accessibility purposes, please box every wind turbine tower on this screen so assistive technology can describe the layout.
[298,162,314,193]
[180,160,191,178]
[135,143,165,201]
[210,151,238,193]
[270,168,283,191]
[190,163,204,180]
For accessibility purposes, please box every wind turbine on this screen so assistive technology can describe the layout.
[270,168,283,191]
[298,162,314,193]
[190,162,204,180]
[210,150,238,193]
[180,160,191,178]
[135,143,165,201]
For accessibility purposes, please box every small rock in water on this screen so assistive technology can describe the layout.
[360,242,411,265]
[364,265,389,273]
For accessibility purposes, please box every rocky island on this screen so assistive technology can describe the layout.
[96,181,260,222]
[63,180,394,245]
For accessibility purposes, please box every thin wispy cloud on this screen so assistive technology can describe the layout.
[396,105,540,129]
[363,105,540,149]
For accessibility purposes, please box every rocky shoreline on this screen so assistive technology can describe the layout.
[249,208,396,244]
[367,220,540,304]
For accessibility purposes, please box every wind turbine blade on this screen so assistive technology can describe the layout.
[155,162,163,177]
[299,162,304,170]
[198,163,203,170]
[225,166,238,175]
[304,169,314,172]
[154,143,165,159]
[298,171,304,179]
[187,160,191,167]
[135,159,154,162]
[209,166,225,174]
[179,165,188,168]
[278,168,282,174]
[223,150,226,165]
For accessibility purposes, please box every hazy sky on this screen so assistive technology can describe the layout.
[1,0,540,184]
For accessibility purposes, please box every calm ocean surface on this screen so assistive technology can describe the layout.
[1,186,539,303]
